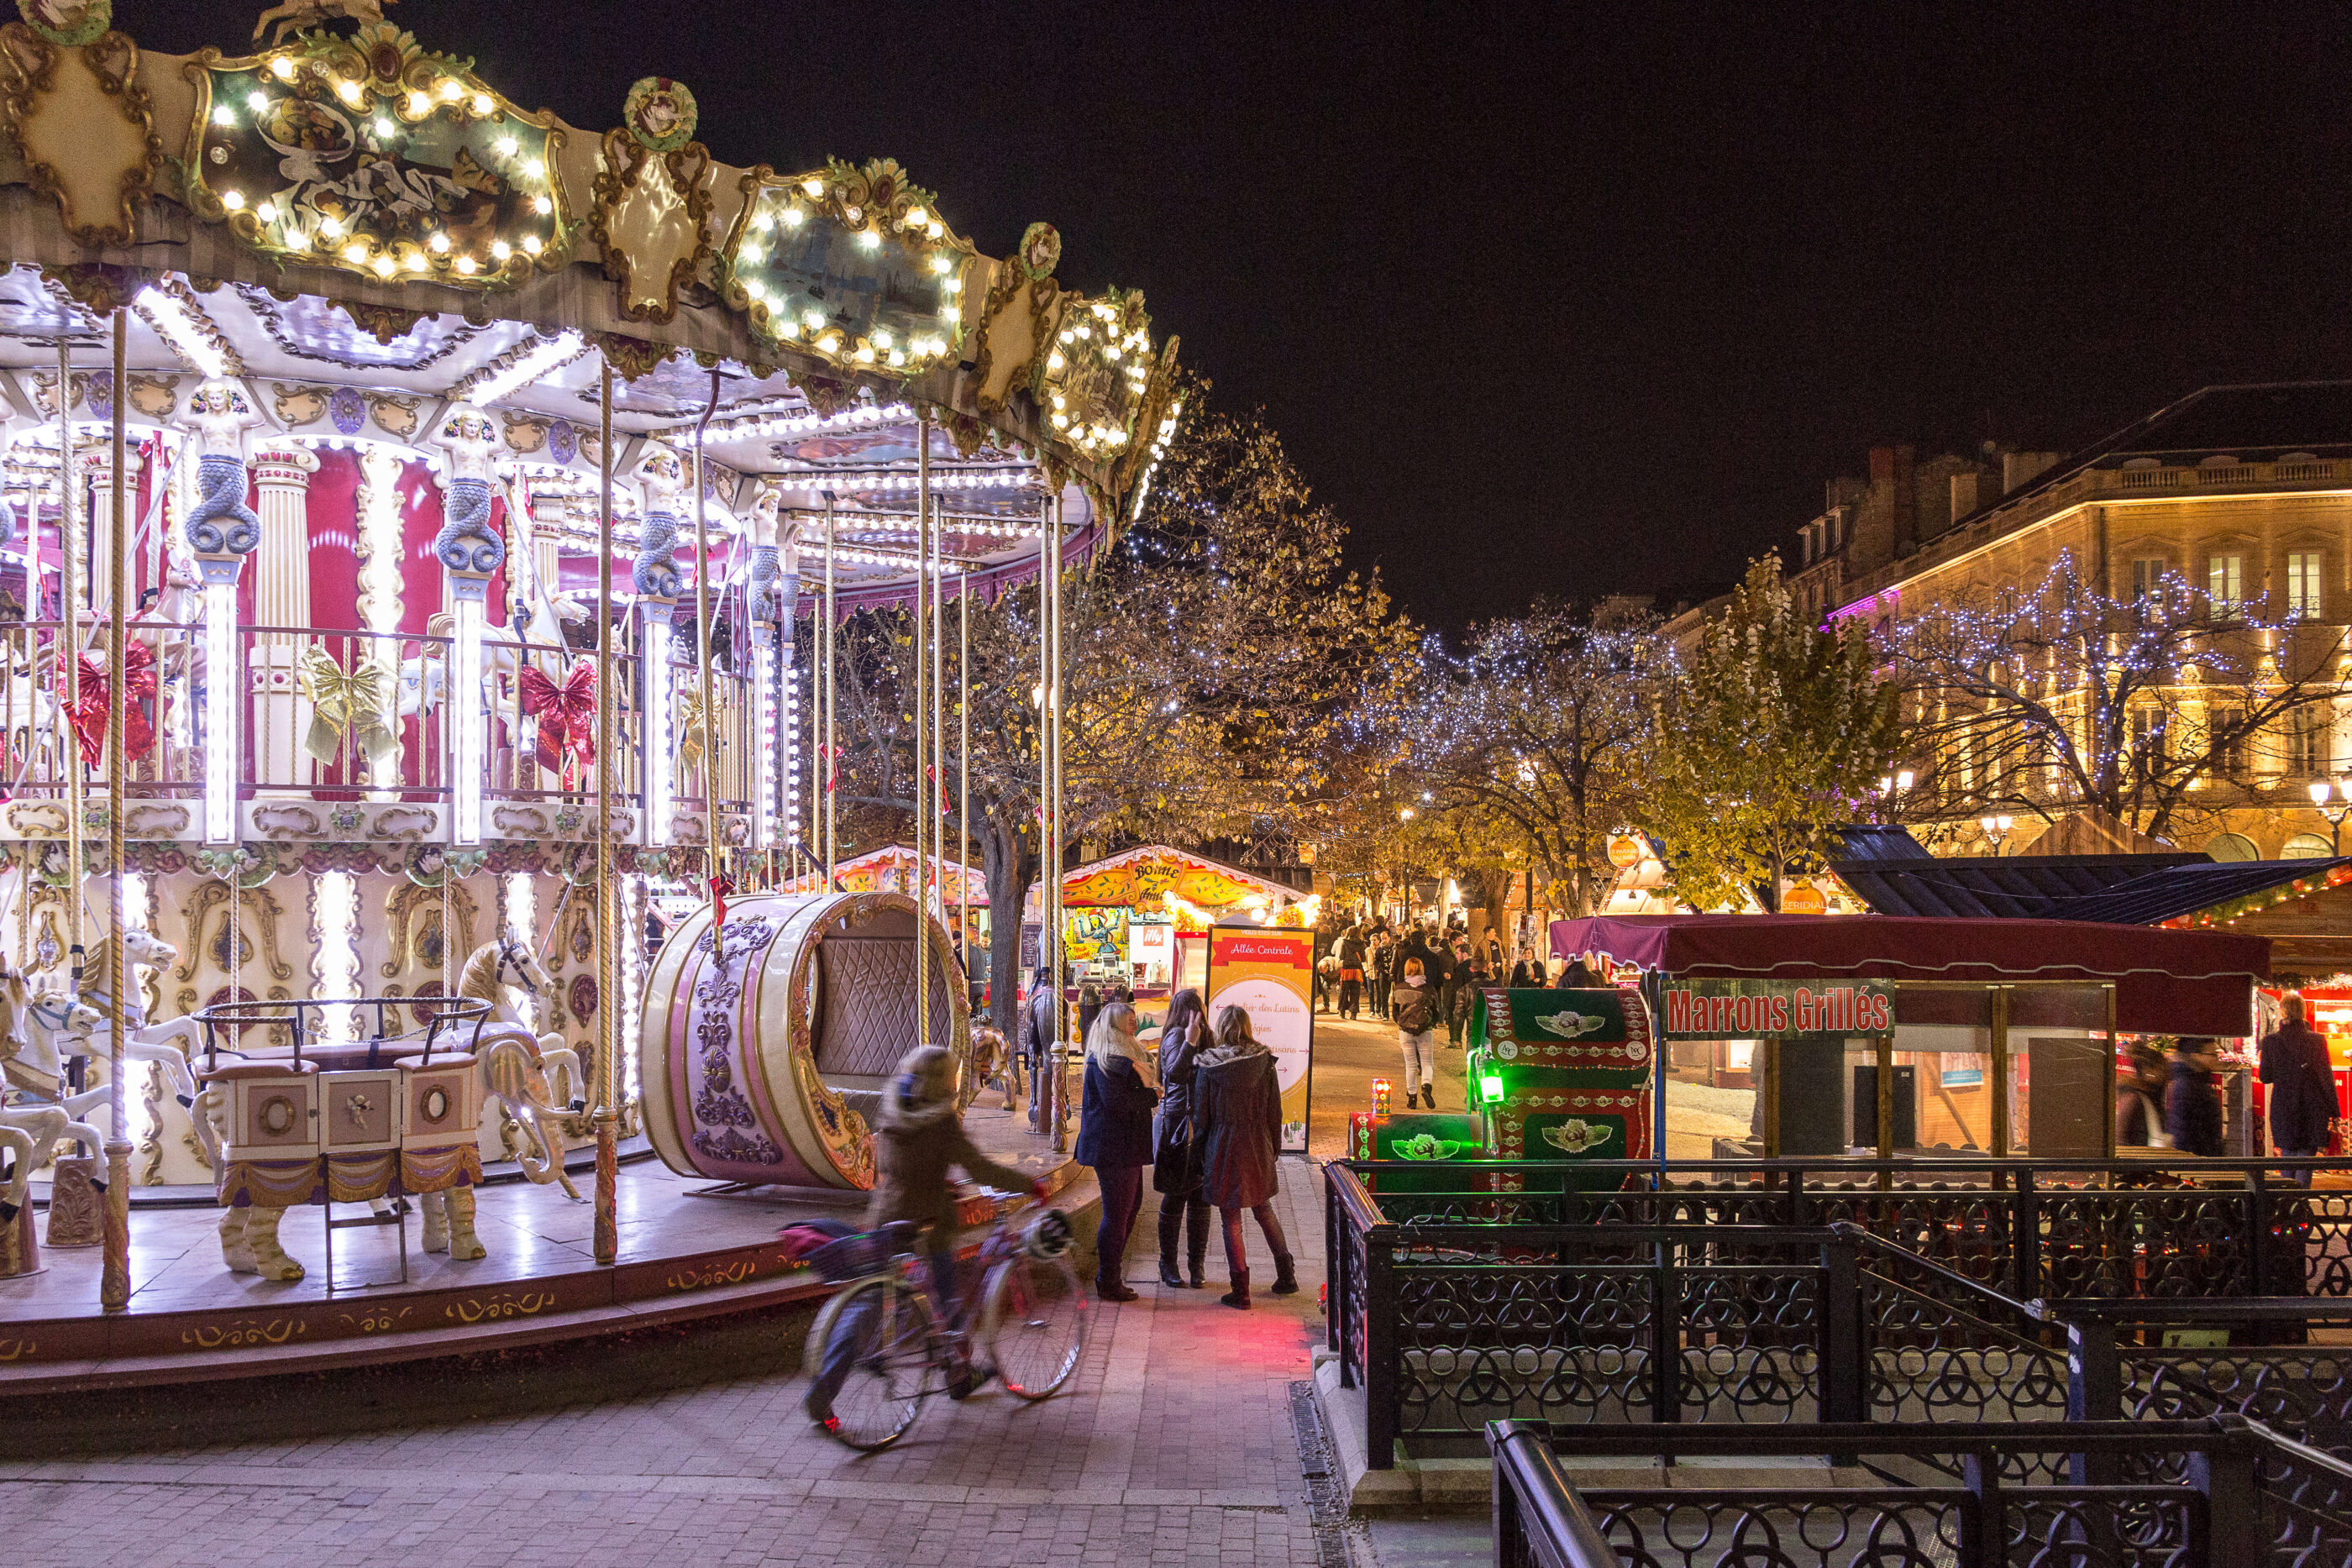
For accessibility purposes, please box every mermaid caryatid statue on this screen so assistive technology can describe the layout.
[431,405,507,576]
[181,379,264,558]
[631,443,685,599]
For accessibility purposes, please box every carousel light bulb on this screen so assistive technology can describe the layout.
[371,254,396,277]
[428,230,449,253]
[858,229,881,250]
[533,195,553,215]
[927,221,943,239]
[942,306,959,322]
[931,254,953,275]
[888,349,906,366]
[491,239,512,260]
[319,214,344,238]
[471,93,494,114]
[404,252,428,273]
[454,254,478,275]
[802,177,824,197]
[221,190,245,212]
[270,55,295,80]
[522,234,543,254]
[334,78,364,107]
[495,134,519,157]
[255,200,276,223]
[751,212,774,233]
[244,90,268,113]
[373,116,394,137]
[872,329,892,349]
[783,205,806,228]
[407,91,430,115]
[344,241,368,263]
[438,79,463,102]
[905,206,927,227]
[524,159,546,181]
[779,321,799,338]
[212,104,234,126]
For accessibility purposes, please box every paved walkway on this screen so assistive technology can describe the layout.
[1305,1013,1473,1158]
[3,1161,1337,1568]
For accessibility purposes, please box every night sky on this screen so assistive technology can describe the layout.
[140,3,2352,631]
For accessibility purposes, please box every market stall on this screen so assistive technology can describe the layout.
[1042,846,1309,995]
[1550,915,2270,1164]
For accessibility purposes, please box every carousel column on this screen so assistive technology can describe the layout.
[75,443,142,618]
[101,310,129,1313]
[247,443,318,794]
[432,408,503,847]
[630,443,686,848]
[593,362,619,1267]
[174,380,262,846]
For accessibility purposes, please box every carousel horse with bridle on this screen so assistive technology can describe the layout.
[73,924,207,1114]
[442,936,587,1224]
[0,967,111,1210]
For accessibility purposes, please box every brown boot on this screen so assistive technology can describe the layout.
[1221,1271,1250,1309]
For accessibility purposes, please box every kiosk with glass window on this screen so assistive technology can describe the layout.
[1549,914,2267,1165]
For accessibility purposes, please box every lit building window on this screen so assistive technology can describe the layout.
[2129,556,2167,602]
[2208,553,2242,604]
[2291,705,2332,778]
[2287,551,2323,616]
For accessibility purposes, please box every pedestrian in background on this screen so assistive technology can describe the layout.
[1194,1004,1299,1308]
[1337,922,1366,1019]
[1392,956,1441,1109]
[1368,926,1395,1018]
[2165,1036,2226,1158]
[1446,941,1478,1046]
[2261,993,2337,1185]
[1152,987,1213,1287]
[1074,1001,1158,1302]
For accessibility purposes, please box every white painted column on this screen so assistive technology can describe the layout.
[248,443,318,791]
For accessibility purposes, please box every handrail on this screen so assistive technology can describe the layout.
[1534,1418,2258,1459]
[2245,1417,2352,1487]
[1834,1221,2049,1319]
[1488,1422,1618,1568]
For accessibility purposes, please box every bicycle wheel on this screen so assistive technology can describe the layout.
[981,1251,1087,1399]
[806,1276,934,1450]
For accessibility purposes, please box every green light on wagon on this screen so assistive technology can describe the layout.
[1479,1072,1504,1104]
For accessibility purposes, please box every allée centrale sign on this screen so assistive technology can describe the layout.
[1662,978,1894,1040]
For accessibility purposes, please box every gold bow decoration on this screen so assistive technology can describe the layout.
[295,645,399,768]
[678,689,711,771]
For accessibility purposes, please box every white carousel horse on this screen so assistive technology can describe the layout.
[74,924,205,1114]
[429,936,586,1245]
[0,968,110,1187]
[0,1115,45,1224]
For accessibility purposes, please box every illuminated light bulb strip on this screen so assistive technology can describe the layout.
[813,514,1045,540]
[806,543,971,574]
[202,580,236,843]
[644,616,675,843]
[718,403,909,438]
[132,284,236,379]
[768,469,1039,492]
[451,595,485,844]
[458,332,589,406]
[621,873,646,1108]
[315,870,360,1046]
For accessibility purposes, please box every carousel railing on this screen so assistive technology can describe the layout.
[192,994,495,1066]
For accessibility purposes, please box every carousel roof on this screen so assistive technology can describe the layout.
[0,4,1184,608]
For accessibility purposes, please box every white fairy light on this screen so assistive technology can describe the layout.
[465,333,588,406]
[132,286,226,379]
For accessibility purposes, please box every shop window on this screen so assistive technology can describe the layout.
[2208,553,2243,604]
[2288,551,2324,616]
[2004,986,2112,1159]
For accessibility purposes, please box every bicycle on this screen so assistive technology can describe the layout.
[803,1198,1088,1450]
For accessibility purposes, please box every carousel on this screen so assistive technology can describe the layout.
[0,0,1163,1383]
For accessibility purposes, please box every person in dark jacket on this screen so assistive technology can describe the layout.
[1074,1002,1158,1301]
[1556,955,1599,989]
[807,1044,1042,1426]
[1152,987,1213,1287]
[2260,993,2338,1184]
[1194,1005,1298,1308]
[2165,1036,2226,1158]
[1336,924,1367,1020]
[1367,928,1394,1018]
[1392,956,1443,1109]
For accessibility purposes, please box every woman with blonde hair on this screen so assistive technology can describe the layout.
[1074,1001,1158,1301]
[1192,1004,1297,1307]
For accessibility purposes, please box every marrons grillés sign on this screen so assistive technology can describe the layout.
[1662,978,1893,1040]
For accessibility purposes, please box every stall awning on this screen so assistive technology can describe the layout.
[1551,914,2269,1036]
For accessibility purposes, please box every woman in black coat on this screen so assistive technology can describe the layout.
[1151,988,1212,1288]
[1192,1005,1298,1308]
[2164,1036,2225,1159]
[1074,1002,1158,1302]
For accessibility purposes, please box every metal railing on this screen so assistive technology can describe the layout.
[1490,1415,2352,1568]
[1328,1160,2352,1470]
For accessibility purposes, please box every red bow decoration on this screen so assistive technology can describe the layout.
[60,639,157,768]
[709,870,732,935]
[518,662,596,780]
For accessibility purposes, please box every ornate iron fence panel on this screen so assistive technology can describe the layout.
[1676,1266,1821,1424]
[1585,1491,1966,1568]
[2040,1188,2250,1298]
[1394,1261,1656,1433]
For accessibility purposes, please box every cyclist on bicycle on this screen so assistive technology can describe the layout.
[806,1043,1044,1428]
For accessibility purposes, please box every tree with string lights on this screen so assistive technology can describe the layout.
[1886,551,2349,846]
[1404,600,1672,925]
[824,375,1415,1035]
[1640,554,1900,912]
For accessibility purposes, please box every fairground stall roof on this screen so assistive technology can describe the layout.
[1551,913,2271,1036]
[0,1,1180,607]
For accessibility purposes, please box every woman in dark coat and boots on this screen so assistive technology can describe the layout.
[1074,1002,1158,1301]
[1193,1005,1298,1308]
[1152,988,1213,1287]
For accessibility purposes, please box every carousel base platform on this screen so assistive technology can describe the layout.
[0,1104,1087,1446]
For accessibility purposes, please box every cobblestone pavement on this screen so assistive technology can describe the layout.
[3,1161,1334,1567]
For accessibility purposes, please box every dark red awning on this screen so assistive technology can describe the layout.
[1551,914,2268,1036]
